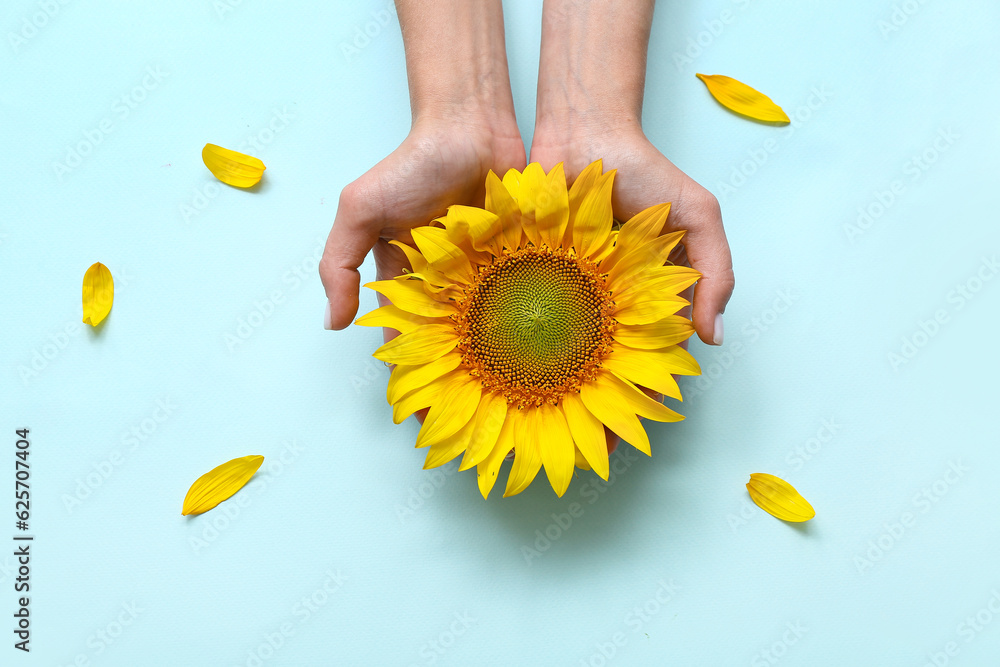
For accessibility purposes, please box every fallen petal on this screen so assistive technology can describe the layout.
[202,143,266,187]
[82,262,114,326]
[696,74,790,124]
[182,455,264,516]
[746,473,815,522]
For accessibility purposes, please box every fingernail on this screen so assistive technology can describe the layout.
[323,301,333,330]
[712,313,724,345]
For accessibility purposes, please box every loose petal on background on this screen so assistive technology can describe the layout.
[695,74,790,124]
[82,262,114,326]
[182,455,264,516]
[202,143,266,187]
[746,473,815,522]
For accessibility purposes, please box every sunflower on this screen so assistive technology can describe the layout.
[356,160,702,498]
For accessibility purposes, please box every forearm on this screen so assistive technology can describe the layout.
[395,0,516,126]
[535,0,654,138]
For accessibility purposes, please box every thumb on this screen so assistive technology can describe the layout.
[319,183,382,330]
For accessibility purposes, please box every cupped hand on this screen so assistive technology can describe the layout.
[530,123,735,347]
[320,116,526,331]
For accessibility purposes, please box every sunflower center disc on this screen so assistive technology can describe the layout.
[457,248,614,406]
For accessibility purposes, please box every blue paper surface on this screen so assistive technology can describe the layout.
[1,0,999,665]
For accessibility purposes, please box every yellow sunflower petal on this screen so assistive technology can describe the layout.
[372,324,458,366]
[501,167,521,199]
[516,163,546,247]
[477,411,516,499]
[182,455,264,516]
[504,409,542,497]
[411,226,474,283]
[562,392,610,480]
[448,205,502,255]
[392,370,459,424]
[600,203,671,271]
[364,279,456,317]
[574,447,591,470]
[485,170,522,251]
[537,401,576,497]
[573,169,615,258]
[386,351,462,404]
[535,163,570,249]
[606,231,685,292]
[459,392,508,471]
[581,377,651,456]
[613,316,696,350]
[617,266,702,302]
[202,143,265,188]
[82,262,114,326]
[416,378,482,449]
[602,347,684,401]
[423,415,476,469]
[568,159,603,223]
[696,73,790,124]
[746,473,815,522]
[355,304,442,334]
[614,295,689,326]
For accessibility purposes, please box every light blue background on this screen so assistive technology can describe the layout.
[2,0,998,665]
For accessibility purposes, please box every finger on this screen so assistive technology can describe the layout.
[320,183,381,330]
[666,188,735,346]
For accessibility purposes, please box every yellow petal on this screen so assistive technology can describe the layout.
[614,294,689,325]
[202,143,266,187]
[485,170,522,251]
[423,415,476,469]
[516,163,546,247]
[600,203,671,271]
[355,304,442,334]
[537,402,575,497]
[82,262,114,326]
[606,231,685,292]
[364,279,456,317]
[535,163,570,249]
[581,372,684,456]
[574,447,591,471]
[392,370,460,424]
[695,74,790,124]
[562,392,609,480]
[613,316,696,350]
[568,160,603,224]
[411,226,474,283]
[504,408,542,497]
[372,324,458,366]
[617,266,701,303]
[573,170,615,258]
[746,473,815,522]
[601,348,684,401]
[416,378,481,449]
[477,410,516,499]
[387,351,462,404]
[182,455,264,516]
[459,392,508,471]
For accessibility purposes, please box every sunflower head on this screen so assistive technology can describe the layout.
[357,160,702,498]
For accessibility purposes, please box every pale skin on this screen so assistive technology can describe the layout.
[318,0,735,447]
